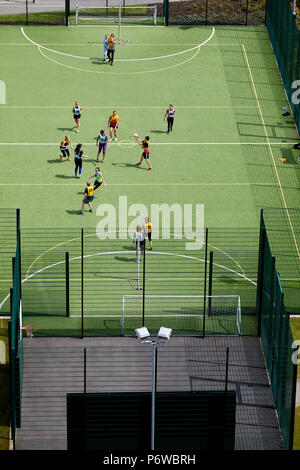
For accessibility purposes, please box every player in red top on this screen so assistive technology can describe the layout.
[134,135,152,171]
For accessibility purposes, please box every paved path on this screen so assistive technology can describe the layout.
[15,336,284,450]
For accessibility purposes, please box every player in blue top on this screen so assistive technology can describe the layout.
[74,143,88,178]
[164,104,176,133]
[103,34,109,61]
[96,129,109,163]
[73,101,82,133]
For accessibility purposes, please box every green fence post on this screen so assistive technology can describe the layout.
[81,228,84,339]
[256,211,266,337]
[164,0,169,26]
[25,0,28,26]
[269,256,276,379]
[8,319,16,451]
[290,342,298,449]
[208,251,213,315]
[65,0,70,26]
[202,228,208,338]
[142,240,146,327]
[16,209,21,300]
[66,252,70,318]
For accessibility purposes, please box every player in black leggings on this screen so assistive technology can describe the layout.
[74,143,88,178]
[164,104,176,133]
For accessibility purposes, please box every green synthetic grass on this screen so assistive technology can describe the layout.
[0,24,299,329]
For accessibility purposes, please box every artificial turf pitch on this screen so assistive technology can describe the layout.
[0,24,299,331]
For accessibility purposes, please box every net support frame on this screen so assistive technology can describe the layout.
[121,294,242,337]
[74,3,158,27]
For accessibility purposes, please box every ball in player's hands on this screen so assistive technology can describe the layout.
[133,133,138,137]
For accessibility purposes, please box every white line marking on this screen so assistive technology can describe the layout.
[0,105,257,109]
[242,44,300,261]
[21,26,215,62]
[0,142,296,146]
[0,183,276,187]
[0,250,256,311]
[0,43,240,47]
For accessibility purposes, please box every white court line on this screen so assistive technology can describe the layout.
[0,43,240,47]
[0,142,296,146]
[0,183,276,187]
[242,44,300,261]
[21,26,215,62]
[0,106,257,109]
[69,25,164,28]
[0,250,256,311]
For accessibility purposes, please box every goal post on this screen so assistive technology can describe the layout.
[74,4,159,27]
[121,295,242,337]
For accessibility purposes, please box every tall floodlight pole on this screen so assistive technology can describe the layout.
[135,326,172,451]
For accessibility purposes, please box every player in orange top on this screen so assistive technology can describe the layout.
[134,135,152,171]
[107,110,119,141]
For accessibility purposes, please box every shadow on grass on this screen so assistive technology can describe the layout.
[57,127,76,132]
[111,162,147,169]
[150,129,168,134]
[47,159,69,164]
[65,210,83,215]
[114,256,136,263]
[55,174,76,179]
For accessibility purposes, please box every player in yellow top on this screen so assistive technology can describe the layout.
[59,136,72,161]
[108,110,119,141]
[107,33,116,66]
[144,217,152,250]
[80,181,94,215]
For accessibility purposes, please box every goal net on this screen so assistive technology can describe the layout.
[74,4,158,27]
[121,295,242,337]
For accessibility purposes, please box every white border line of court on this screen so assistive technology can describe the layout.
[0,142,296,146]
[0,249,256,311]
[21,26,215,62]
[242,44,300,261]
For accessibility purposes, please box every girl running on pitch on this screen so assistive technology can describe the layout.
[73,101,82,133]
[134,135,152,171]
[107,110,119,141]
[96,129,109,162]
[59,135,72,161]
[74,143,88,178]
[89,167,106,190]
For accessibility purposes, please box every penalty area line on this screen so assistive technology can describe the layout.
[0,250,256,311]
[21,26,215,62]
